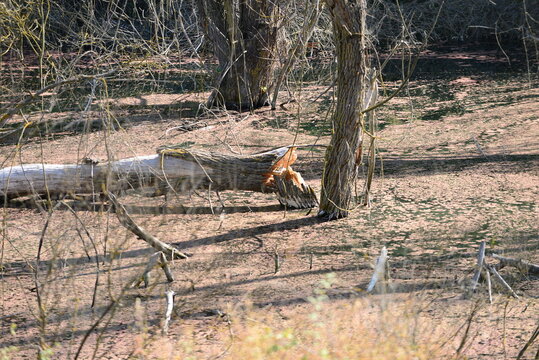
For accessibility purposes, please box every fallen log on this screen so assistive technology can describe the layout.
[492,254,539,275]
[0,145,318,209]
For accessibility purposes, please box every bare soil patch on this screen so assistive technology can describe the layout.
[1,50,538,359]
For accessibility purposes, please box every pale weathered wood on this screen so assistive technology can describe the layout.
[109,193,188,261]
[132,252,161,288]
[0,146,318,208]
[486,264,519,299]
[470,241,486,293]
[162,290,175,335]
[159,252,175,283]
[367,246,388,293]
[0,154,206,199]
[485,264,493,304]
[131,251,177,288]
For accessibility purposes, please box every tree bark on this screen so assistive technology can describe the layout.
[318,0,370,220]
[196,0,282,110]
[0,146,317,209]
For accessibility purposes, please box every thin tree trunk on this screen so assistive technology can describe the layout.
[319,0,369,219]
[196,0,282,110]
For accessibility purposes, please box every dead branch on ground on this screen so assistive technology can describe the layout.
[131,251,177,288]
[493,254,539,275]
[108,193,188,260]
[485,264,519,299]
[466,241,486,298]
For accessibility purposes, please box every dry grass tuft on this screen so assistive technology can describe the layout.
[139,278,456,360]
[221,301,441,360]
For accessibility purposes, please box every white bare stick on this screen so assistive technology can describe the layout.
[492,254,539,275]
[486,264,519,299]
[484,264,493,304]
[159,252,175,282]
[162,290,176,335]
[470,241,486,293]
[367,247,388,293]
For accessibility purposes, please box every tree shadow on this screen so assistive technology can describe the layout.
[0,200,316,273]
[5,196,285,215]
[173,216,323,250]
[5,227,537,352]
[379,153,539,176]
[0,100,202,145]
[381,43,531,83]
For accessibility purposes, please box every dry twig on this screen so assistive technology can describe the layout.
[465,241,486,298]
[485,264,519,299]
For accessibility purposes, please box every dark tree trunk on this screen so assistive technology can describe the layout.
[318,0,370,220]
[196,0,281,111]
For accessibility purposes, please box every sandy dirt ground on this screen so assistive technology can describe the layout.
[0,49,538,359]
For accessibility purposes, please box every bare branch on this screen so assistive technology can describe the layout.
[107,193,188,260]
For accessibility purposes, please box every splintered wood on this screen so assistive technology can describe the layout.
[265,147,318,209]
[274,169,319,209]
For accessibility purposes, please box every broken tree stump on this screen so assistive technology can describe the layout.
[0,145,318,209]
[274,168,319,209]
[367,246,389,293]
[465,241,486,298]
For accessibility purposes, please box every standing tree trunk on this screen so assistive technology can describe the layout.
[196,0,282,111]
[318,0,370,220]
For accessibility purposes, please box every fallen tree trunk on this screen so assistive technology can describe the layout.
[493,254,539,275]
[0,145,318,208]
